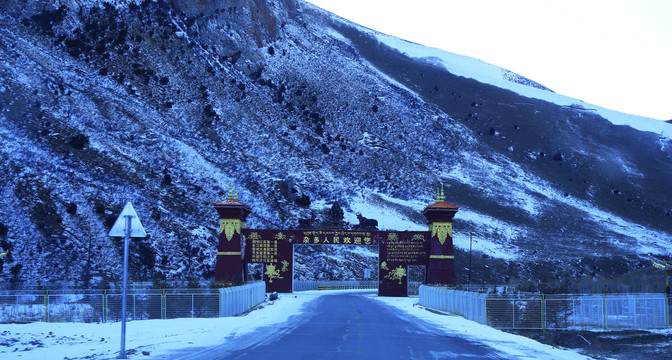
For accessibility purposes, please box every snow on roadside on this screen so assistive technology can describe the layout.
[2,291,597,360]
[0,292,328,360]
[373,296,592,360]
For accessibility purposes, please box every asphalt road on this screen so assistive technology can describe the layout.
[176,292,506,359]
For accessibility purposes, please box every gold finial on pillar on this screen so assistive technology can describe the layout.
[439,184,445,202]
[227,184,233,199]
[234,186,238,200]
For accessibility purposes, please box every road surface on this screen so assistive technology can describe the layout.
[174,291,506,359]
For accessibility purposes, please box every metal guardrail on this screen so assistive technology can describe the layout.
[0,282,265,324]
[419,286,670,330]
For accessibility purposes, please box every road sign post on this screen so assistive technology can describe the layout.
[108,202,146,359]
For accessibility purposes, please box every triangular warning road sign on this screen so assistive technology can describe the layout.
[108,202,148,237]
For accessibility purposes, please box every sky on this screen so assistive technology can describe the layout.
[305,0,672,121]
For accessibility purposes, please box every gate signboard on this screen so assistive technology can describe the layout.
[242,229,294,293]
[378,232,429,296]
[213,187,458,296]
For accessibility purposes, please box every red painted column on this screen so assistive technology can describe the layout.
[422,190,459,286]
[213,189,252,283]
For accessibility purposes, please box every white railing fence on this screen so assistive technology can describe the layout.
[219,282,266,317]
[0,282,265,324]
[419,285,670,330]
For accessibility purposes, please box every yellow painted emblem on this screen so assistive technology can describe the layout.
[380,261,389,271]
[431,222,452,245]
[385,266,407,284]
[412,233,425,241]
[219,219,241,241]
[265,264,284,283]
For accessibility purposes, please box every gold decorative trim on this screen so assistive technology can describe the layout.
[265,263,287,283]
[431,222,452,245]
[412,233,425,241]
[430,255,455,259]
[219,219,241,241]
[384,265,407,285]
[217,252,242,255]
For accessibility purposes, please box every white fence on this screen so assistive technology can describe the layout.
[219,282,266,317]
[0,282,265,324]
[419,287,488,323]
[419,286,670,330]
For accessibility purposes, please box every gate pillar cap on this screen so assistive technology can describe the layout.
[422,201,459,223]
[213,187,252,220]
[213,198,252,208]
[423,201,459,211]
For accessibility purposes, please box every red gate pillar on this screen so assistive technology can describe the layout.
[422,187,459,286]
[213,187,252,283]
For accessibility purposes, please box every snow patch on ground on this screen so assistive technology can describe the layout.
[444,151,545,216]
[324,26,350,44]
[343,191,426,231]
[452,208,523,261]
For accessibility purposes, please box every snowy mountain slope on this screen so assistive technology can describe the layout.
[373,33,672,141]
[0,0,670,289]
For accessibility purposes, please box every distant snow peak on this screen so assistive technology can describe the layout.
[372,32,672,140]
[501,69,553,92]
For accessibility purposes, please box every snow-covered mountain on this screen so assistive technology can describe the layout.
[0,0,670,289]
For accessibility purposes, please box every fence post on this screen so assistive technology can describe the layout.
[103,289,107,323]
[512,297,516,329]
[540,294,544,331]
[162,289,166,320]
[45,290,49,323]
[484,294,488,326]
[665,293,669,329]
[603,293,607,330]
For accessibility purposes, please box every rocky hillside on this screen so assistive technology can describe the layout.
[0,0,670,289]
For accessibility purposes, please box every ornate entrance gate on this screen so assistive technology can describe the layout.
[213,189,458,297]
